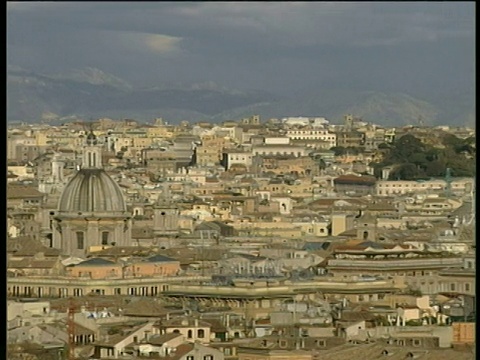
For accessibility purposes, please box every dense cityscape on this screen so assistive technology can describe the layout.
[7,114,475,360]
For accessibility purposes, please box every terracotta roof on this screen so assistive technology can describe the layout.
[92,333,125,347]
[163,343,195,360]
[334,174,376,185]
[122,298,169,317]
[75,258,118,267]
[339,310,376,322]
[162,317,212,328]
[89,246,154,257]
[201,318,227,333]
[317,341,474,360]
[147,332,183,346]
[8,258,60,269]
[7,236,61,257]
[7,185,45,199]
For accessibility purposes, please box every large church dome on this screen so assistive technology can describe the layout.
[58,169,127,213]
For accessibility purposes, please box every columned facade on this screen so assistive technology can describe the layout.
[51,131,132,257]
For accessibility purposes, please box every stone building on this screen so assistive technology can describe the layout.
[153,184,181,238]
[51,132,133,257]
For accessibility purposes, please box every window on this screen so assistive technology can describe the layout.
[465,283,471,292]
[102,231,109,245]
[412,339,421,347]
[316,340,326,347]
[204,356,214,360]
[186,356,194,360]
[198,329,205,338]
[76,232,84,249]
[187,330,193,339]
[450,283,456,291]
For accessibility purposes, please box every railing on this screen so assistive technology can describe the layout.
[162,279,405,297]
[7,275,210,286]
[328,258,463,269]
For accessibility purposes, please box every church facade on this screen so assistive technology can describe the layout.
[51,132,133,257]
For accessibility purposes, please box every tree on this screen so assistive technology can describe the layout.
[425,160,447,177]
[390,134,425,162]
[389,163,423,180]
[331,146,347,156]
[370,133,475,179]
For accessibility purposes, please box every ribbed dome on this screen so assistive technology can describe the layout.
[58,169,127,213]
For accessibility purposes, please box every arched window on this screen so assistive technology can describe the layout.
[198,329,205,338]
[102,231,109,245]
[76,232,84,249]
[187,330,193,338]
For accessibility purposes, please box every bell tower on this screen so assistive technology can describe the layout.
[82,131,103,169]
[153,183,180,237]
[356,211,378,241]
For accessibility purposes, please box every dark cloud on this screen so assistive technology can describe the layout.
[7,2,475,96]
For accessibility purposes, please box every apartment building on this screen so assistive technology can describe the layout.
[285,128,336,149]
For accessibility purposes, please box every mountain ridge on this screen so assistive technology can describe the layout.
[7,67,474,127]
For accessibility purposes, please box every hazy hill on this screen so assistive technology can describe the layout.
[7,67,474,127]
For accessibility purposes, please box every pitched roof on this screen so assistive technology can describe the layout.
[164,343,195,360]
[162,317,212,328]
[8,258,60,269]
[7,185,45,199]
[302,242,331,251]
[76,258,118,267]
[122,298,169,317]
[201,318,227,333]
[147,332,183,346]
[7,236,61,257]
[145,254,178,263]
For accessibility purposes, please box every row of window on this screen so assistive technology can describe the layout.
[75,231,110,249]
[377,183,442,188]
[288,131,331,135]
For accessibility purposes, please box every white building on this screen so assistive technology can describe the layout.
[286,129,336,148]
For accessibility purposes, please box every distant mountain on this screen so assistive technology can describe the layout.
[7,67,474,127]
[51,67,133,90]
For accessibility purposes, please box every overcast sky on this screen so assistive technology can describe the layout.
[7,1,475,97]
